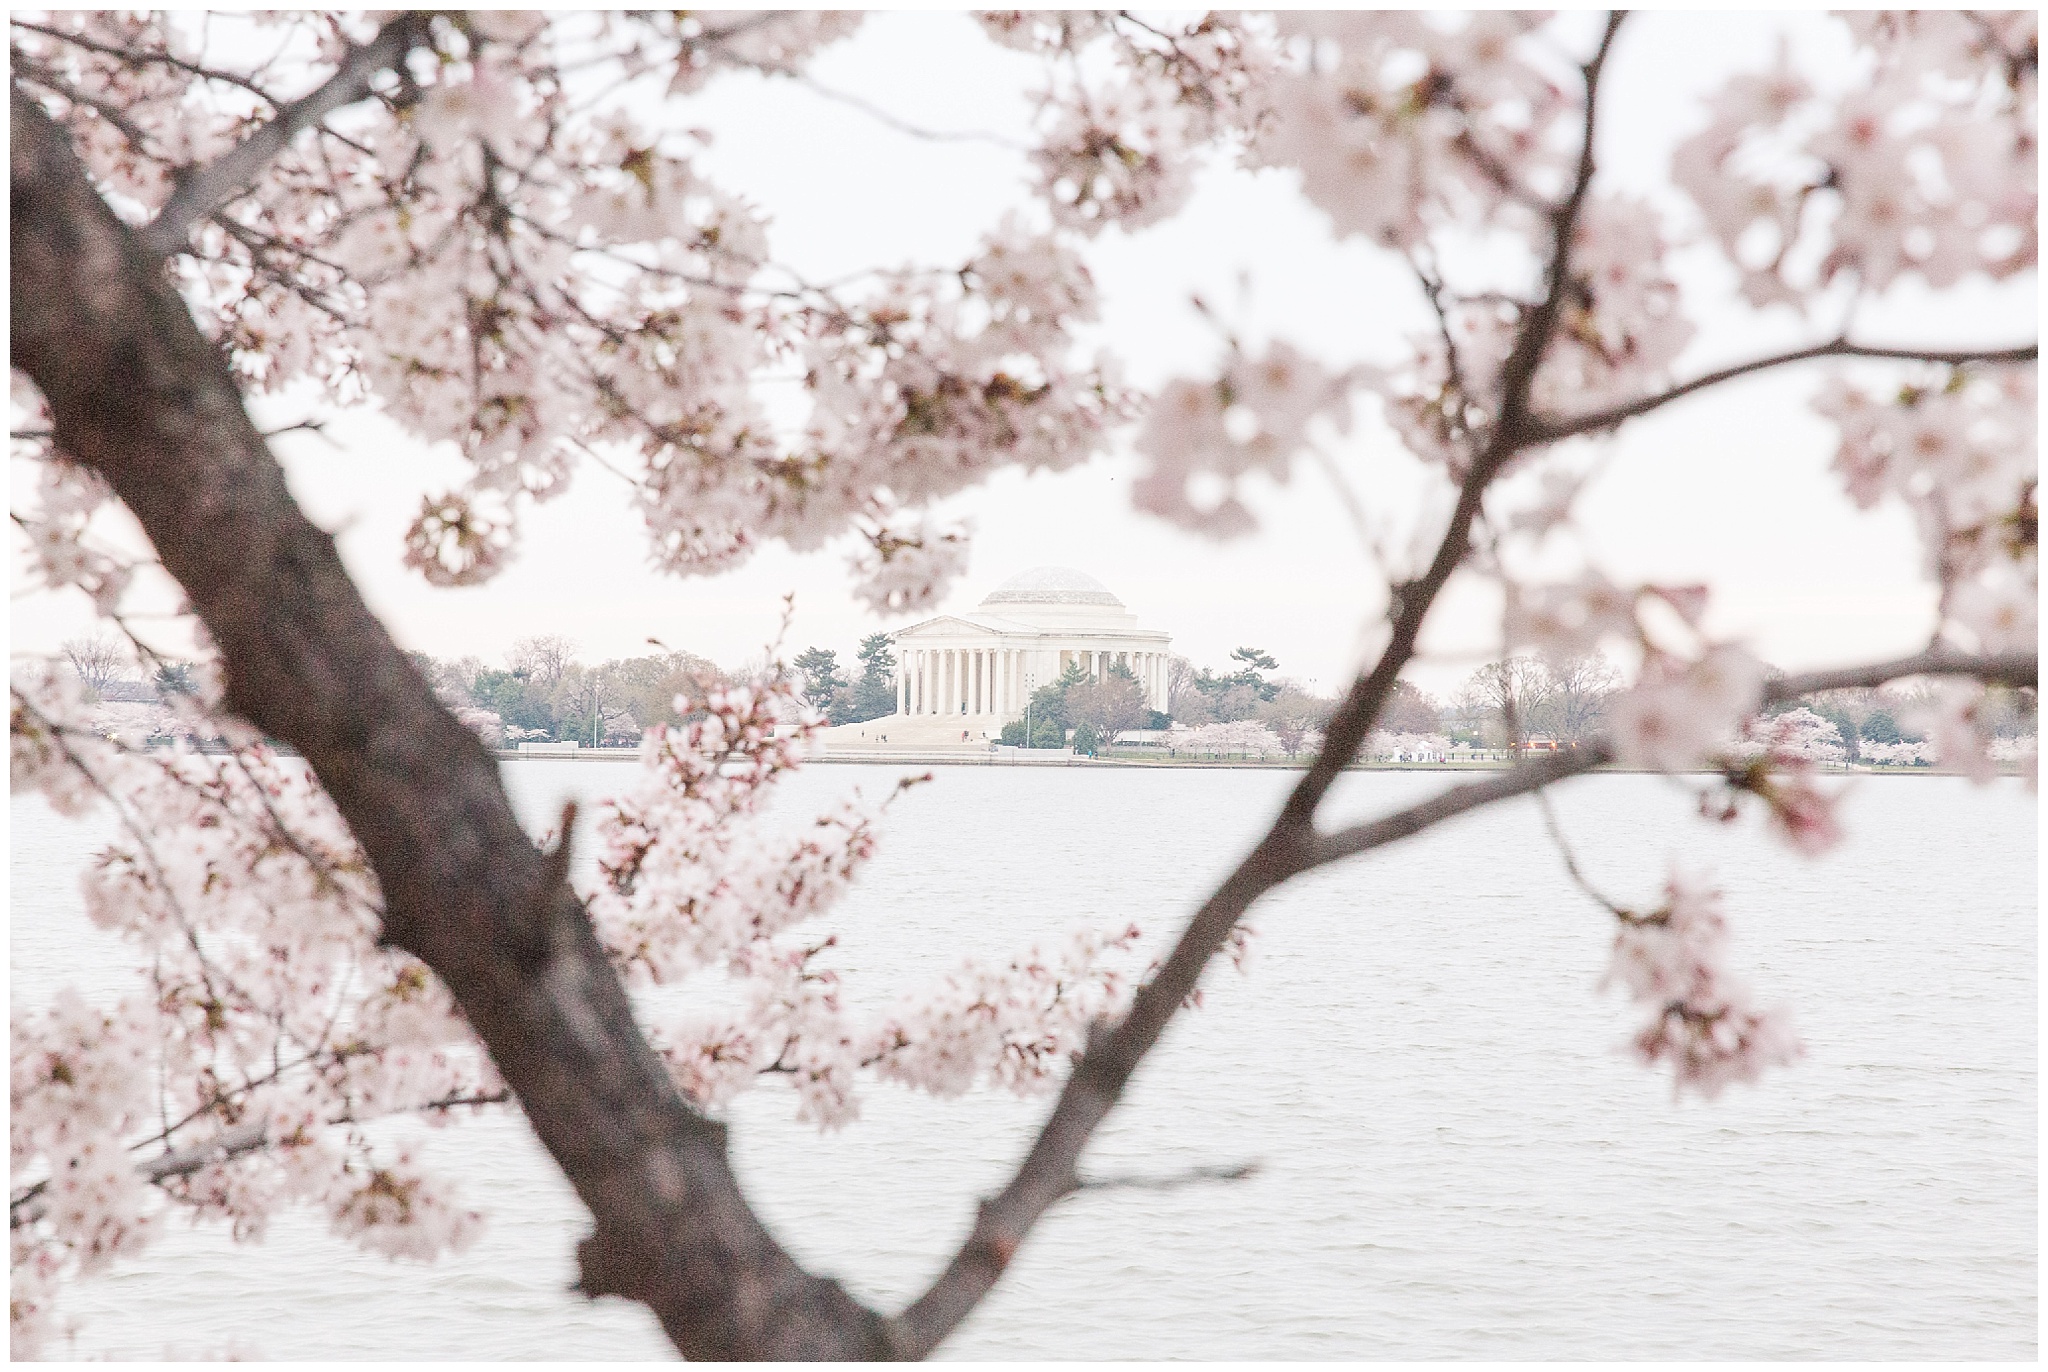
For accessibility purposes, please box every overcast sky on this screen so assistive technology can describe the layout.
[13,13,2034,698]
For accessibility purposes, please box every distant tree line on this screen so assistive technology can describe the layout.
[1441,652,2036,760]
[54,630,744,750]
[408,635,728,746]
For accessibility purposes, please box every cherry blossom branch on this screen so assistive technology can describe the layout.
[783,72,1031,150]
[1532,338,2040,444]
[889,18,2030,1345]
[1310,747,1609,868]
[137,11,429,258]
[1316,647,2035,869]
[13,1085,514,1229]
[1762,647,2036,697]
[14,85,894,1360]
[10,56,157,151]
[10,1123,268,1228]
[1278,12,1629,837]
[9,19,283,105]
[1534,788,1629,917]
[892,15,1630,1317]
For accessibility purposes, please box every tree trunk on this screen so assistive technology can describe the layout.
[11,86,894,1362]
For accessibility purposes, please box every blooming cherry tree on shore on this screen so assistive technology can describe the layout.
[9,9,2035,1360]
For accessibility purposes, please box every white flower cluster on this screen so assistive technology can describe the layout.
[9,664,1142,1353]
[1133,343,1352,538]
[1366,731,1450,762]
[13,12,1123,610]
[11,668,492,1357]
[1899,681,2031,786]
[588,676,1142,1127]
[1164,719,1285,758]
[1674,11,2035,307]
[1815,367,2036,661]
[1726,707,1847,767]
[1606,647,1769,774]
[1603,874,1802,1100]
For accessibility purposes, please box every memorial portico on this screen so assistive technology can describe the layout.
[889,567,1173,726]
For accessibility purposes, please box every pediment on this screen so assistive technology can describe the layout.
[892,612,1033,639]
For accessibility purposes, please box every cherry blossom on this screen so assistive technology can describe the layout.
[9,663,1142,1354]
[1730,707,1849,767]
[1902,681,2004,785]
[1675,11,2036,303]
[1606,647,1768,773]
[1132,343,1348,537]
[1859,739,1931,767]
[6,8,2037,1356]
[1365,731,1452,763]
[1164,720,1285,758]
[1602,873,1802,1100]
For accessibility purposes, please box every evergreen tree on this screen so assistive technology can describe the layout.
[1227,646,1281,701]
[151,661,196,700]
[793,646,849,721]
[845,633,899,723]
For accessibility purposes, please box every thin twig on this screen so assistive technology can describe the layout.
[1073,1161,1259,1192]
[1532,339,2038,444]
[784,72,1030,151]
[140,12,428,257]
[10,18,282,104]
[1533,787,1628,916]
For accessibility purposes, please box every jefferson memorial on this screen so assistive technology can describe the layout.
[824,567,1171,746]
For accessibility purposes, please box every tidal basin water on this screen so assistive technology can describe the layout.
[12,763,2036,1359]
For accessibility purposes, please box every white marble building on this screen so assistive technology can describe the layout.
[890,567,1172,725]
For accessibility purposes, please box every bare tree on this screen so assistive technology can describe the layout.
[1380,679,1442,735]
[509,634,575,690]
[1541,653,1621,743]
[1163,653,1197,718]
[607,650,725,728]
[60,632,125,700]
[556,663,632,746]
[1257,683,1332,758]
[1459,657,1556,745]
[1067,670,1149,747]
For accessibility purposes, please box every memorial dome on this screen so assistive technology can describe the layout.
[979,566,1124,609]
